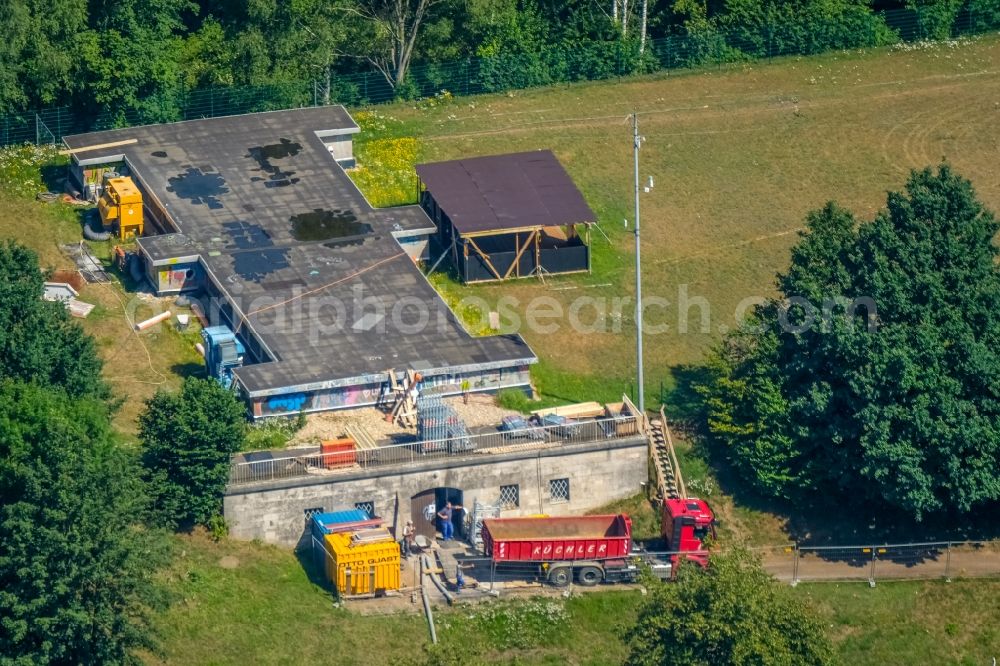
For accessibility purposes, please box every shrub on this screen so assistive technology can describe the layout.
[139,377,247,528]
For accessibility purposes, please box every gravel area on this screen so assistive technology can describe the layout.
[288,393,521,447]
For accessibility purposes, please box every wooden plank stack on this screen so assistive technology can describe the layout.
[530,401,605,419]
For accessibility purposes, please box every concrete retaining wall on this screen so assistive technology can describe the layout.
[224,437,648,547]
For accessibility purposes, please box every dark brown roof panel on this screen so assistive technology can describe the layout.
[415,150,596,234]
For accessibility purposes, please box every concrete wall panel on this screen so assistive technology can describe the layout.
[224,438,647,547]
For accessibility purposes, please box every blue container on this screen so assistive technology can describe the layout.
[310,508,371,540]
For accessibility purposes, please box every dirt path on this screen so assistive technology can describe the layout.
[762,541,1000,583]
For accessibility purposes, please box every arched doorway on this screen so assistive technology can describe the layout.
[410,487,464,541]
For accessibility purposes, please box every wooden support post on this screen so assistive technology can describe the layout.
[504,230,536,279]
[534,228,542,279]
[466,235,504,281]
[426,238,455,277]
[515,233,520,278]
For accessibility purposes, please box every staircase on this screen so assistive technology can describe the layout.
[649,407,685,501]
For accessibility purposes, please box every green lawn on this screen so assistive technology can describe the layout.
[152,534,999,665]
[3,37,1000,665]
[0,196,203,434]
[808,580,1000,665]
[348,35,1000,412]
[148,534,428,665]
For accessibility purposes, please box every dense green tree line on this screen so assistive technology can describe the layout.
[0,240,246,662]
[700,166,1000,521]
[0,242,167,663]
[2,0,995,122]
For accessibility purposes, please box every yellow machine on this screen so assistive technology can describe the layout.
[98,176,144,240]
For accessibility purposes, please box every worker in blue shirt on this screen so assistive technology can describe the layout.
[437,501,454,540]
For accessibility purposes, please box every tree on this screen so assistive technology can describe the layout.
[139,377,246,528]
[624,548,833,666]
[271,0,351,104]
[907,0,964,40]
[701,166,1000,520]
[0,380,169,664]
[0,0,90,112]
[969,0,1000,32]
[0,241,108,401]
[341,0,445,89]
[75,0,190,125]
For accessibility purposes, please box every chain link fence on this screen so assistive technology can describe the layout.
[2,8,999,148]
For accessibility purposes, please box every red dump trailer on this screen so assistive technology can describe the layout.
[482,502,716,587]
[481,514,640,586]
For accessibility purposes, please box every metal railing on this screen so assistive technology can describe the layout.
[2,7,998,147]
[229,414,641,486]
[757,540,1000,585]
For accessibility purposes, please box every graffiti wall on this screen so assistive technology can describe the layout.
[156,261,202,292]
[254,382,382,417]
[252,365,532,418]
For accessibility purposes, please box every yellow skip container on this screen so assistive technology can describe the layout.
[323,528,400,595]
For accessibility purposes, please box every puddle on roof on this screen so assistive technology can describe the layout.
[151,150,168,158]
[222,220,273,250]
[256,138,301,160]
[322,238,367,249]
[166,166,228,209]
[290,208,371,242]
[246,138,302,189]
[231,248,290,282]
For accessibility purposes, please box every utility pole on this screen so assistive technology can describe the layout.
[632,112,645,414]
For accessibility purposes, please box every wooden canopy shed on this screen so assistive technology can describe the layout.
[415,150,596,283]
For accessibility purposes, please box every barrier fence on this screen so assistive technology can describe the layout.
[229,414,641,486]
[395,541,1000,593]
[2,7,999,148]
[756,540,1000,585]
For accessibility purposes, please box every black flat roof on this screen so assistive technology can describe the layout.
[415,150,596,236]
[64,108,535,396]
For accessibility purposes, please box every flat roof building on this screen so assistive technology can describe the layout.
[64,107,536,417]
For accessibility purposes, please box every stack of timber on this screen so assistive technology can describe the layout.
[345,423,379,465]
[530,401,604,419]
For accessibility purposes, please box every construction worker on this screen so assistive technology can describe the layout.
[401,520,415,557]
[437,501,454,541]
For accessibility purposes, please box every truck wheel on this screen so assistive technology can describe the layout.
[547,567,572,587]
[577,566,603,586]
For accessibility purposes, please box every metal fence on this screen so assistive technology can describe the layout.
[434,541,1000,593]
[759,540,1000,585]
[229,414,640,486]
[2,7,999,148]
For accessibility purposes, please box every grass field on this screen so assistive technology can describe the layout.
[152,534,1000,665]
[350,34,1000,410]
[3,37,1000,664]
[5,36,998,431]
[0,205,203,434]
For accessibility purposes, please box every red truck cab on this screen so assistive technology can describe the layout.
[662,498,715,567]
